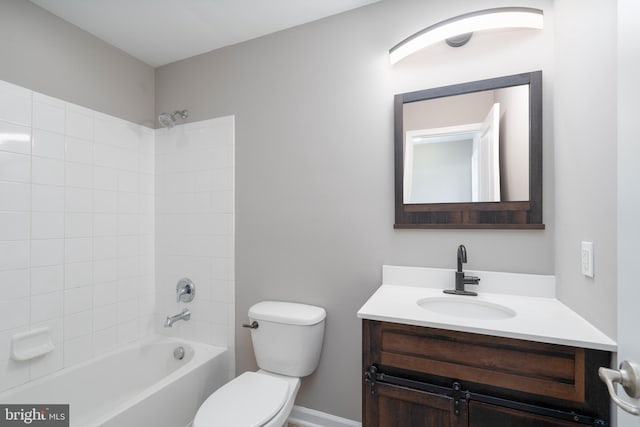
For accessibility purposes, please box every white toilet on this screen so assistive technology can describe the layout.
[193,301,326,427]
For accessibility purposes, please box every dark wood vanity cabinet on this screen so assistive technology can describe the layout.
[370,381,467,427]
[362,320,611,427]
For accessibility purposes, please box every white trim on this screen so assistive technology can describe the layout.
[287,406,361,427]
[404,123,482,204]
[407,123,483,144]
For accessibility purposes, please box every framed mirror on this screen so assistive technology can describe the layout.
[394,71,543,229]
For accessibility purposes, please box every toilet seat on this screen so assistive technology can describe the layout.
[193,372,290,427]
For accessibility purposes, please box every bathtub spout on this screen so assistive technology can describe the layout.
[165,308,191,327]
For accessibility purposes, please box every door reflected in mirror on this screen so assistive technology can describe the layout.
[403,85,529,204]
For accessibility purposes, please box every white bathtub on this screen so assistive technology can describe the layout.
[0,336,229,427]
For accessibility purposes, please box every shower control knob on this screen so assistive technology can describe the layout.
[176,278,195,303]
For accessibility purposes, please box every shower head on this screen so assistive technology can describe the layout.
[158,112,175,129]
[158,110,189,129]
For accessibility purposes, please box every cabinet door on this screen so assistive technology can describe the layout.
[468,401,583,427]
[364,382,467,427]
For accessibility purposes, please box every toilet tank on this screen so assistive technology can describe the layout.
[248,301,326,377]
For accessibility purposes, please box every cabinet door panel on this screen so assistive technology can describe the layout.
[367,382,467,427]
[469,401,582,427]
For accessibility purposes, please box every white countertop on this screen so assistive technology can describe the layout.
[357,266,617,352]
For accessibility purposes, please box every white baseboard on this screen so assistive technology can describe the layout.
[287,406,361,427]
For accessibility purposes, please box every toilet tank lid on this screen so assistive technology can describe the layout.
[249,301,326,325]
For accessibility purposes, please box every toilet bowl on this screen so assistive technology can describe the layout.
[193,301,326,427]
[193,371,300,427]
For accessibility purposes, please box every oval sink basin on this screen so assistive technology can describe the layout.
[417,297,516,320]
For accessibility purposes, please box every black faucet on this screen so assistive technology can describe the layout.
[444,244,480,296]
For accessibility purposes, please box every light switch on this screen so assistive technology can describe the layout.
[581,241,594,278]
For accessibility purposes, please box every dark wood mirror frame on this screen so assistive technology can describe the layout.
[394,71,544,229]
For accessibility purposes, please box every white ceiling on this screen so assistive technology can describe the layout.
[29,0,380,68]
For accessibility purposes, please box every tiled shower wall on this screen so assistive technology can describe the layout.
[154,116,235,378]
[0,80,155,393]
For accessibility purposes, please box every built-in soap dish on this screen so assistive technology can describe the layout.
[10,327,55,361]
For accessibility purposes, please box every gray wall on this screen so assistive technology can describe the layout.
[156,0,558,420]
[496,86,529,201]
[553,0,617,338]
[403,91,494,130]
[0,0,154,126]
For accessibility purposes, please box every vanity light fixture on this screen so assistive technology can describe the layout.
[389,7,544,65]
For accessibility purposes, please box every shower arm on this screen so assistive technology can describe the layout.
[171,110,189,120]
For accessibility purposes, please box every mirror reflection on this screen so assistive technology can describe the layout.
[403,85,529,204]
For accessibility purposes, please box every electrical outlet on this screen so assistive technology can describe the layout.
[581,241,594,278]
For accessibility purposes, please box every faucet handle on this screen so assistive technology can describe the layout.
[464,275,481,284]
